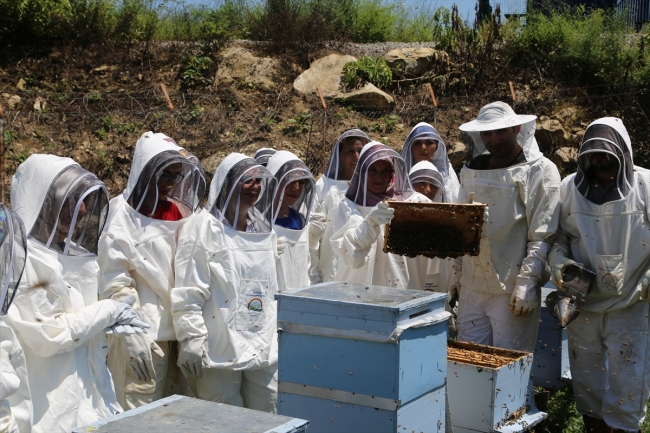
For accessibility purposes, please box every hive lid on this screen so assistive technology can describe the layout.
[384,201,486,259]
[276,281,443,312]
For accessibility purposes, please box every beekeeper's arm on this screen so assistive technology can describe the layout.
[307,200,327,284]
[0,346,19,433]
[510,161,562,316]
[171,225,211,379]
[7,276,139,359]
[98,234,163,382]
[330,201,394,269]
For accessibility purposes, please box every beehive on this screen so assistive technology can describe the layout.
[72,395,309,433]
[447,341,546,432]
[532,286,572,390]
[276,282,450,433]
[384,201,486,259]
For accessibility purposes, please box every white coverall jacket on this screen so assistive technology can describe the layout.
[0,319,31,433]
[550,117,650,431]
[7,156,122,433]
[457,116,561,352]
[98,134,197,409]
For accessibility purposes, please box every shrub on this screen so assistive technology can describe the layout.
[342,56,393,89]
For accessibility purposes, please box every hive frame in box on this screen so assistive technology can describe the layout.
[447,341,547,433]
[383,201,486,259]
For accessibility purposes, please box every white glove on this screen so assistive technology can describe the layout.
[366,201,394,227]
[277,239,285,256]
[509,279,538,317]
[447,257,462,302]
[0,350,19,401]
[105,295,151,335]
[641,269,650,301]
[178,337,207,379]
[123,332,165,382]
[548,248,576,291]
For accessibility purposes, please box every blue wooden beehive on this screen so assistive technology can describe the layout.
[532,285,571,390]
[276,281,449,433]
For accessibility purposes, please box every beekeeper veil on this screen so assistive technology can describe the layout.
[401,122,450,179]
[459,101,540,163]
[266,150,315,226]
[207,153,276,233]
[254,148,276,166]
[574,117,634,204]
[346,141,413,207]
[325,129,371,180]
[409,160,445,202]
[126,132,206,218]
[0,204,27,316]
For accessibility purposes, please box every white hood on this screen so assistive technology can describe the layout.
[266,150,300,176]
[205,153,249,212]
[11,154,77,234]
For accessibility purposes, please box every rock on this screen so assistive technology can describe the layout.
[535,118,572,151]
[552,106,578,123]
[338,83,394,111]
[6,95,20,110]
[201,152,227,175]
[216,47,284,90]
[293,54,357,97]
[384,48,448,78]
[551,147,579,174]
[447,141,467,168]
[33,96,45,111]
[16,78,26,91]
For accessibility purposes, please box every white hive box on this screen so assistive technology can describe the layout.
[447,341,546,433]
[72,395,309,433]
[276,282,450,433]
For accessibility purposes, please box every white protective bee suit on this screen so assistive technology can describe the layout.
[310,130,371,284]
[98,132,206,410]
[172,154,280,412]
[401,122,460,203]
[7,155,148,433]
[330,142,429,289]
[267,151,316,290]
[0,204,31,433]
[548,118,650,432]
[453,102,561,352]
[408,161,448,293]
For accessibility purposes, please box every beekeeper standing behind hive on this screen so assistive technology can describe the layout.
[0,204,31,433]
[548,118,650,433]
[308,130,371,284]
[172,153,280,412]
[267,151,316,291]
[451,102,561,352]
[401,122,460,203]
[98,132,206,410]
[329,141,429,289]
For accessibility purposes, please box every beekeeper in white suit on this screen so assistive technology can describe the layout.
[267,151,316,290]
[330,141,429,288]
[172,153,280,412]
[450,101,561,352]
[548,118,650,433]
[309,130,371,284]
[98,132,206,409]
[0,204,31,433]
[401,122,460,203]
[7,154,149,433]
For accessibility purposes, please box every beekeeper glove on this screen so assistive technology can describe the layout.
[123,332,165,382]
[308,221,324,285]
[178,337,207,379]
[0,349,19,401]
[105,295,150,335]
[277,238,285,256]
[548,247,576,291]
[351,202,394,250]
[509,279,538,316]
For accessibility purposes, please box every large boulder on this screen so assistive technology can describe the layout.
[535,116,574,152]
[447,141,467,168]
[551,147,579,175]
[338,83,394,111]
[383,48,448,78]
[216,46,285,90]
[293,54,357,97]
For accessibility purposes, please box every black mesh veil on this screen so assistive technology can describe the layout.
[271,160,315,227]
[209,158,277,233]
[30,165,109,256]
[254,148,276,166]
[127,150,206,218]
[0,204,27,315]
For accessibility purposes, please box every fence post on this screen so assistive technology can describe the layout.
[159,83,175,138]
[509,81,516,111]
[427,84,438,127]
